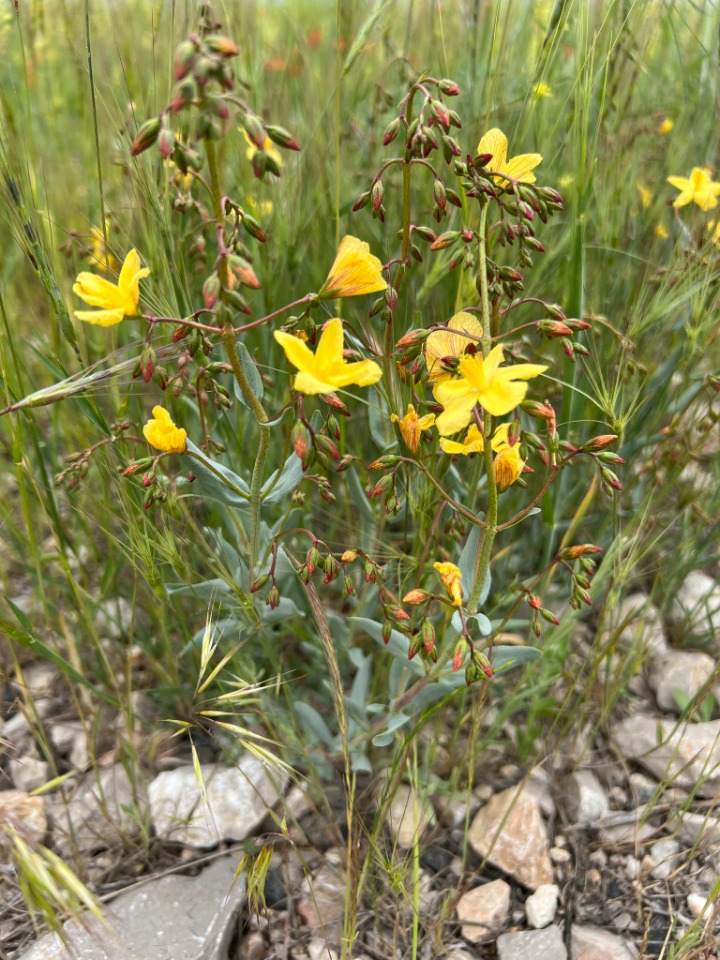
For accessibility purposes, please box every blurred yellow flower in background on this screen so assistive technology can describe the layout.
[319,235,387,299]
[532,82,552,99]
[636,183,652,209]
[143,406,187,454]
[89,221,118,273]
[667,168,720,211]
[274,317,382,394]
[657,118,674,135]
[242,129,283,168]
[477,128,542,185]
[73,249,149,326]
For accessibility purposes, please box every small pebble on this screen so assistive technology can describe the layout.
[550,846,572,864]
[525,883,559,929]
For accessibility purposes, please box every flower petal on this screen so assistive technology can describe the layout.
[436,394,479,436]
[315,318,344,372]
[477,128,508,169]
[293,371,336,395]
[480,378,528,417]
[274,330,318,374]
[74,307,126,327]
[493,361,547,383]
[328,359,383,388]
[502,153,543,184]
[72,273,125,309]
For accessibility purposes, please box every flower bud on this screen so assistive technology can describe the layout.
[438,79,460,96]
[141,346,155,383]
[250,573,270,593]
[383,117,401,145]
[539,608,560,625]
[395,328,430,349]
[203,273,221,309]
[265,585,280,609]
[433,179,447,210]
[368,455,401,469]
[158,127,175,160]
[561,338,575,359]
[421,619,435,653]
[402,589,429,605]
[265,123,301,151]
[583,434,618,452]
[600,466,622,491]
[560,544,603,560]
[430,99,450,128]
[521,400,555,420]
[204,34,240,57]
[430,231,459,251]
[527,594,542,610]
[315,434,341,461]
[243,113,267,149]
[131,117,161,156]
[370,475,393,498]
[382,621,392,644]
[292,421,310,460]
[453,639,467,672]
[352,191,371,212]
[242,214,267,243]
[537,319,573,338]
[371,178,384,212]
[341,549,359,563]
[173,40,197,80]
[324,555,341,583]
[596,451,625,465]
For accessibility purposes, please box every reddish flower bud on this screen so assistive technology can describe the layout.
[537,319,573,338]
[430,231,459,250]
[438,79,460,96]
[527,594,542,610]
[131,117,161,156]
[583,434,619,452]
[265,123,301,151]
[320,393,351,416]
[204,34,239,57]
[383,117,401,145]
[402,589,429,605]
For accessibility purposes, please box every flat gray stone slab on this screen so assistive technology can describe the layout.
[19,857,246,960]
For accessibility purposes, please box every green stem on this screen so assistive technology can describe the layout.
[207,134,271,577]
[468,203,498,612]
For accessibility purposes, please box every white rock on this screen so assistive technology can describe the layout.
[149,754,286,848]
[386,784,434,849]
[647,650,716,713]
[565,770,609,825]
[307,939,338,960]
[497,925,567,960]
[525,765,556,818]
[670,571,720,641]
[613,714,720,798]
[670,810,720,849]
[10,755,50,793]
[571,923,636,959]
[525,883,560,929]
[95,596,135,639]
[468,785,553,890]
[605,593,667,654]
[649,838,681,880]
[628,772,659,804]
[297,858,346,946]
[686,892,709,918]
[455,879,510,943]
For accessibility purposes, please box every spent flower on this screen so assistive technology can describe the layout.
[390,404,435,453]
[433,561,463,606]
[425,312,483,384]
[143,406,187,454]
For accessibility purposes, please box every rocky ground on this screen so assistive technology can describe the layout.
[1,569,720,960]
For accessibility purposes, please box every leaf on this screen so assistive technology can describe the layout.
[294,702,336,748]
[260,596,304,625]
[452,610,492,637]
[368,387,392,450]
[372,711,411,747]
[502,506,541,529]
[165,578,234,600]
[181,440,250,507]
[232,342,264,407]
[262,452,303,503]
[491,644,542,672]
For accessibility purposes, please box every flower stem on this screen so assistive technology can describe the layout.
[206,134,271,577]
[468,203,497,612]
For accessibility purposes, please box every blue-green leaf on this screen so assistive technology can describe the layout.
[182,441,250,507]
[492,644,542,672]
[232,342,264,407]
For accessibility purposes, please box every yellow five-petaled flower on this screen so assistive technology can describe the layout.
[143,406,187,454]
[391,404,436,454]
[433,561,463,607]
[667,168,720,211]
[73,249,150,327]
[319,235,387,299]
[477,128,542,186]
[435,345,546,436]
[274,317,383,395]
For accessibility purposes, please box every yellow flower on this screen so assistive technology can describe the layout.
[558,174,574,189]
[440,423,525,489]
[143,406,187,454]
[477,128,542,186]
[274,317,382,395]
[655,223,669,239]
[73,249,149,327]
[89,221,118,273]
[435,345,546,436]
[708,220,720,246]
[532,82,552,99]
[667,168,720,211]
[637,183,652,209]
[425,312,484,384]
[242,129,283,168]
[439,422,510,456]
[391,404,435,453]
[493,444,525,491]
[433,561,463,607]
[319,235,387,299]
[657,118,674,136]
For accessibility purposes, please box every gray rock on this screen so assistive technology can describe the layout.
[670,571,720,642]
[647,650,717,713]
[570,923,636,959]
[386,784,434,849]
[307,940,338,960]
[149,755,286,848]
[468,785,553,890]
[18,856,246,960]
[670,810,720,850]
[613,713,720,797]
[649,838,682,880]
[49,764,143,856]
[297,855,346,946]
[686,892,710,919]
[565,770,609,825]
[95,597,135,639]
[10,755,50,792]
[525,884,560,929]
[455,878,510,943]
[497,925,567,960]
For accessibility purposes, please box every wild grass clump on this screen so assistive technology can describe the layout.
[1,1,719,957]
